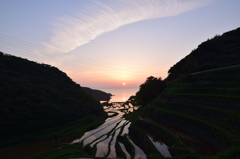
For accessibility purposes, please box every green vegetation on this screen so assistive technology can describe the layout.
[115,141,126,158]
[0,115,105,159]
[117,134,135,158]
[129,27,240,158]
[0,52,107,146]
[136,76,166,106]
[34,143,94,159]
[167,27,240,81]
[128,124,165,158]
[134,119,183,147]
[131,65,240,158]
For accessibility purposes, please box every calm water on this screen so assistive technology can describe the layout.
[71,102,147,159]
[95,87,139,102]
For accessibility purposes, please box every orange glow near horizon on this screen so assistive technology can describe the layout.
[64,66,168,88]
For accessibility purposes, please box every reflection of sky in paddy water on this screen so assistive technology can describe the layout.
[107,129,120,158]
[90,135,107,147]
[107,112,115,116]
[148,136,171,157]
[96,137,111,157]
[119,142,131,159]
[70,103,146,159]
[83,120,121,146]
[71,116,122,145]
[127,136,146,159]
[121,122,131,136]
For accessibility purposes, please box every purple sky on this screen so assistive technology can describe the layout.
[1,0,240,88]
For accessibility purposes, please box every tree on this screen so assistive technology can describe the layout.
[136,76,166,106]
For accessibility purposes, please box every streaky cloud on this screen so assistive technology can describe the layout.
[45,0,212,53]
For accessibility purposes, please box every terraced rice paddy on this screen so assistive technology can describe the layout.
[134,66,240,158]
[68,102,174,159]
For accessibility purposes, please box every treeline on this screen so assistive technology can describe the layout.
[167,27,240,81]
[136,76,166,106]
[0,52,107,142]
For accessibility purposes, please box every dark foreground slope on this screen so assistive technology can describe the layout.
[138,66,240,158]
[129,28,240,158]
[0,52,107,144]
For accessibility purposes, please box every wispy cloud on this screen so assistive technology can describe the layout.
[44,0,212,53]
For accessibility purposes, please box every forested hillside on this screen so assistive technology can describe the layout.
[130,27,240,158]
[167,27,240,81]
[0,52,107,143]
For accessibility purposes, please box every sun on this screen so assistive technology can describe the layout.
[123,82,125,85]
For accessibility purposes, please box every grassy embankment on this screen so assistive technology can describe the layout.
[0,114,106,159]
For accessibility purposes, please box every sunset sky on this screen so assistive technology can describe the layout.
[1,0,240,89]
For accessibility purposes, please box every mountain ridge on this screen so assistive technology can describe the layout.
[0,52,107,143]
[167,27,240,81]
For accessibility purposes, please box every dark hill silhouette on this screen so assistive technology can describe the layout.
[132,27,240,158]
[0,52,107,142]
[82,87,112,101]
[167,27,240,81]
